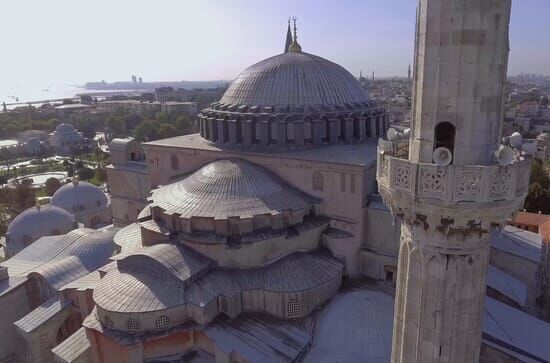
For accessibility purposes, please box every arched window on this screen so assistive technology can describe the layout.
[170,154,179,170]
[312,171,324,191]
[434,122,456,158]
[127,318,141,332]
[154,315,171,330]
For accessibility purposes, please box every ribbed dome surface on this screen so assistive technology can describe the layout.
[50,181,109,214]
[151,159,316,219]
[220,52,368,107]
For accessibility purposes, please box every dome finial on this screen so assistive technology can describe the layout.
[288,16,302,53]
[284,17,293,53]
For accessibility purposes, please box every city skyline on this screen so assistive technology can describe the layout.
[1,0,549,89]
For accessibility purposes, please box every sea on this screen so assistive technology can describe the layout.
[0,83,143,110]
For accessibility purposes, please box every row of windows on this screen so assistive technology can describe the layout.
[103,315,171,332]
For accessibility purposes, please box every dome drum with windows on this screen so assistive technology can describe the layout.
[198,20,387,149]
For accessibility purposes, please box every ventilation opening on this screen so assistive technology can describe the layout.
[434,122,455,160]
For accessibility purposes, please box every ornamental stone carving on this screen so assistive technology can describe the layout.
[392,159,413,192]
[454,168,482,200]
[418,165,446,198]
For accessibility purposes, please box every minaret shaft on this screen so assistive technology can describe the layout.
[376,1,526,363]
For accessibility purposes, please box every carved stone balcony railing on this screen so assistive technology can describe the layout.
[377,148,531,204]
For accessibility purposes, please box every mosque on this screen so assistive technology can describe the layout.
[1,2,550,363]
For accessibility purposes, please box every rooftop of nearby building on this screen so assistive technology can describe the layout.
[510,211,550,228]
[490,225,542,263]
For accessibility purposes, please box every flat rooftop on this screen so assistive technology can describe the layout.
[144,134,379,167]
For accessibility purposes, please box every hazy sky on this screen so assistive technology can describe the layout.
[1,0,548,86]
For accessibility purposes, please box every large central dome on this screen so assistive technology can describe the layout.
[220,52,369,107]
[198,28,387,150]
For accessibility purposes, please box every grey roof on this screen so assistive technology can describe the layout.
[220,51,368,107]
[6,205,77,254]
[55,104,90,110]
[109,137,135,152]
[304,290,394,363]
[483,297,550,362]
[490,226,542,263]
[486,265,527,307]
[1,228,117,291]
[205,315,311,363]
[113,223,143,254]
[51,327,90,363]
[144,134,379,167]
[94,246,342,314]
[150,159,318,219]
[14,297,71,333]
[50,180,109,215]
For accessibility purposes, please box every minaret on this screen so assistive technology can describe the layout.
[407,64,411,80]
[377,1,531,362]
[284,17,292,53]
[372,70,375,81]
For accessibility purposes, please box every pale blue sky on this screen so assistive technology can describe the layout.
[1,0,548,86]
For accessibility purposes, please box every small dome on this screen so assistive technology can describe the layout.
[220,51,368,108]
[150,159,317,219]
[50,181,109,215]
[55,123,77,134]
[6,205,76,255]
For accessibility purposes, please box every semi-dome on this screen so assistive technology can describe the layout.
[220,51,369,108]
[50,180,109,215]
[54,123,77,134]
[150,159,317,219]
[5,205,77,257]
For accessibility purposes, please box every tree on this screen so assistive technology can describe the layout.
[135,120,160,141]
[77,167,94,180]
[45,177,62,196]
[105,115,126,137]
[94,168,107,183]
[175,115,193,134]
[524,159,550,214]
[0,175,7,186]
[75,160,84,169]
[529,159,550,189]
[13,182,36,212]
[158,124,177,139]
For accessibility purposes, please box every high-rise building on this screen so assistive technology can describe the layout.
[131,75,137,83]
[377,1,531,362]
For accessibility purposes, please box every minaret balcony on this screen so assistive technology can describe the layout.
[376,139,531,205]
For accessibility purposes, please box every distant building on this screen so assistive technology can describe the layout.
[54,103,91,119]
[131,75,137,83]
[160,101,198,115]
[138,77,143,83]
[154,87,174,103]
[49,123,87,155]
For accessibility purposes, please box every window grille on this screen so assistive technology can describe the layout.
[154,315,171,330]
[287,298,301,318]
[126,318,141,332]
